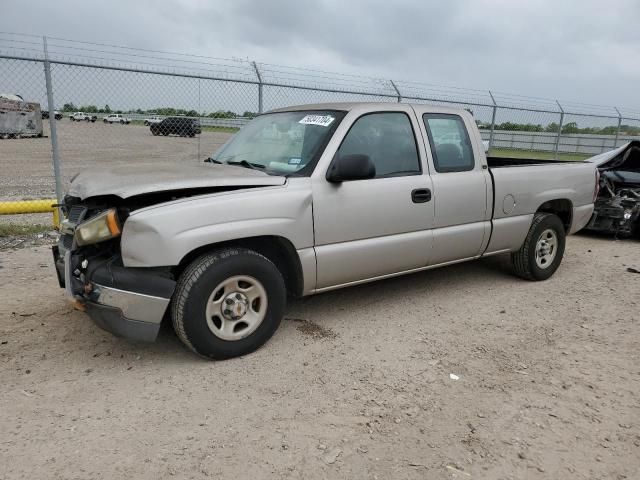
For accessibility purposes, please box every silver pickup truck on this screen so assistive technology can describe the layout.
[53,102,598,359]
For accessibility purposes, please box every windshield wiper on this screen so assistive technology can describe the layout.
[216,151,254,162]
[204,157,222,164]
[226,160,265,170]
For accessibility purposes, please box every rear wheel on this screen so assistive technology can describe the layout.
[511,213,566,281]
[171,248,286,360]
[85,117,89,122]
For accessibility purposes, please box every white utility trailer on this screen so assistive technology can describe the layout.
[0,94,43,139]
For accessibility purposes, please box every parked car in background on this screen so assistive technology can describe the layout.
[144,115,163,126]
[103,114,131,124]
[42,110,63,120]
[150,117,201,137]
[54,102,599,360]
[70,112,97,122]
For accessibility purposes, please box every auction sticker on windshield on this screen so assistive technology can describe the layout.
[299,115,335,127]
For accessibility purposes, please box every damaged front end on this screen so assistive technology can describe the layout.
[586,141,640,238]
[52,161,288,341]
[53,196,177,342]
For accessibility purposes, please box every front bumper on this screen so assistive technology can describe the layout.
[53,245,176,342]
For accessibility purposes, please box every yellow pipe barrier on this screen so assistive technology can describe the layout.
[0,199,60,227]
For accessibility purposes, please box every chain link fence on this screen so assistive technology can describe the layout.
[1,32,640,225]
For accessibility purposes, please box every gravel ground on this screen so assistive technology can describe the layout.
[1,233,639,479]
[0,121,232,202]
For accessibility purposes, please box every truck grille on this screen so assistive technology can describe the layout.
[68,205,85,223]
[62,234,73,250]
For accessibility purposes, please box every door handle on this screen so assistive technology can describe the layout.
[411,188,432,203]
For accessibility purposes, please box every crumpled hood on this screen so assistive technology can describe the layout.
[586,140,640,168]
[68,162,286,200]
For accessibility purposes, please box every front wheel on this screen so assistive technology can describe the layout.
[511,213,566,281]
[171,248,286,360]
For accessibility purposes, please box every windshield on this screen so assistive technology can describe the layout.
[211,110,345,175]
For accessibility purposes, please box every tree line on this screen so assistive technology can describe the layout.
[58,103,639,135]
[477,120,640,136]
[60,103,258,119]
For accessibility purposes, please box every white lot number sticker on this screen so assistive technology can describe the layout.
[299,115,335,127]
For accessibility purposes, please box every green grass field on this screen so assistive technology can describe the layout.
[489,148,591,161]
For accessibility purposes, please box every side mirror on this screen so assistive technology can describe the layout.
[326,154,376,183]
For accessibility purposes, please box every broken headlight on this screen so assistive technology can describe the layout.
[74,209,121,246]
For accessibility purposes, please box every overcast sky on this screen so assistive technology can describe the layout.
[2,0,639,110]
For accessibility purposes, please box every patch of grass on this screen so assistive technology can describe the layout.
[201,125,240,133]
[0,223,50,237]
[489,148,591,161]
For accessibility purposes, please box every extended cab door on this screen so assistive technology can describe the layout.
[311,106,435,290]
[413,107,492,265]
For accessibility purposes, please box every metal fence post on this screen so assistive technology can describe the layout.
[252,61,263,113]
[42,36,63,209]
[389,80,402,103]
[554,100,564,160]
[488,90,497,151]
[614,107,622,148]
[197,78,201,160]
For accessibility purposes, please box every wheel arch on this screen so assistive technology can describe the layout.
[174,235,305,297]
[536,198,573,232]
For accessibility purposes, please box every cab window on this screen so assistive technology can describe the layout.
[423,114,475,173]
[337,112,421,177]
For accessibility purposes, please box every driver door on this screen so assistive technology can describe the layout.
[312,109,435,290]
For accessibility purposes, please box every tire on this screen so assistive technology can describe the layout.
[70,118,74,121]
[511,213,566,281]
[172,248,286,360]
[120,120,124,124]
[85,117,89,122]
[144,121,149,126]
[103,119,108,124]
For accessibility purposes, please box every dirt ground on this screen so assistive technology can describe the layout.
[0,121,232,201]
[1,233,639,479]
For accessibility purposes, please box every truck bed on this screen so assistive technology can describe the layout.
[487,156,573,168]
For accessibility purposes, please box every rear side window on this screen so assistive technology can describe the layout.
[423,114,475,173]
[337,112,421,177]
